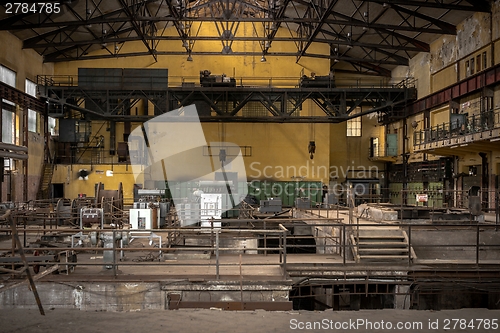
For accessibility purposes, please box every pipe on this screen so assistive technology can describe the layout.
[0,151,28,160]
[0,142,28,152]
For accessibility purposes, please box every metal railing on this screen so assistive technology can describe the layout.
[368,146,398,159]
[36,74,412,90]
[3,210,500,283]
[1,225,290,280]
[414,109,500,146]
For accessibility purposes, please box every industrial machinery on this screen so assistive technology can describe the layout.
[95,182,124,224]
[128,188,168,258]
[299,72,335,88]
[176,180,238,227]
[129,206,160,229]
[89,227,130,270]
[259,197,283,213]
[132,188,170,228]
[295,197,311,209]
[200,70,236,87]
[200,193,223,229]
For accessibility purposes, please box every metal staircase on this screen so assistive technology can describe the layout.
[37,162,55,200]
[350,227,416,263]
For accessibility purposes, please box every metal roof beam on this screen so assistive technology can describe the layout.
[464,0,491,12]
[296,0,339,62]
[43,49,407,64]
[366,0,490,12]
[390,4,456,35]
[118,0,157,61]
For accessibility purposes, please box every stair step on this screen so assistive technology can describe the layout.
[359,255,409,260]
[357,235,405,239]
[358,242,408,247]
[358,248,408,253]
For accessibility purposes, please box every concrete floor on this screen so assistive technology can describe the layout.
[0,307,499,333]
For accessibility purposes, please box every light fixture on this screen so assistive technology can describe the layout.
[260,55,266,62]
[187,54,193,61]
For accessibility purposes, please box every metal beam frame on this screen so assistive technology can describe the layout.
[0,0,489,73]
[38,82,416,123]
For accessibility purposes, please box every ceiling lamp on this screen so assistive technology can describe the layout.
[260,55,266,62]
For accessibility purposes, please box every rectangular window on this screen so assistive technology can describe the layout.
[2,110,15,144]
[347,112,362,137]
[476,55,481,73]
[470,57,475,75]
[1,65,16,106]
[48,116,57,135]
[0,65,16,87]
[483,52,487,70]
[370,138,379,157]
[465,60,470,77]
[1,65,17,144]
[25,79,38,132]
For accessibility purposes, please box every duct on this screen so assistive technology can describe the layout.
[0,151,28,160]
[0,142,28,152]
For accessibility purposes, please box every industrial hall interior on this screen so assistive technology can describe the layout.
[1,0,500,314]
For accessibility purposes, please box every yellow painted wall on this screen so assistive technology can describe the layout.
[431,65,457,93]
[49,23,396,200]
[430,106,449,127]
[329,113,384,183]
[393,52,431,99]
[54,24,329,81]
[495,40,500,69]
[51,164,135,204]
[0,31,54,86]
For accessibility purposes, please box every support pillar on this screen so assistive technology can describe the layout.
[479,152,488,211]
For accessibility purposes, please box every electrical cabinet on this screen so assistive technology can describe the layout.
[129,208,160,229]
[200,193,222,229]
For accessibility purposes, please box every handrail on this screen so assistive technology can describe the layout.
[36,74,412,90]
[414,109,500,146]
[4,207,500,284]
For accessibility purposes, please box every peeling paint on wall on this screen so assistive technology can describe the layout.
[457,13,491,60]
[430,36,457,74]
